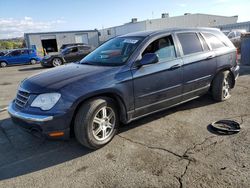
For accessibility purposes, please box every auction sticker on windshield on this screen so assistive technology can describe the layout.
[123,39,139,44]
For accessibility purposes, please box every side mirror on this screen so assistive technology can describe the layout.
[139,53,159,67]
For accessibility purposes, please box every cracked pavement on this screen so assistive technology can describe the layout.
[0,64,250,188]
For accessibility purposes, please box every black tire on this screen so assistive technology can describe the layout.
[74,97,119,149]
[30,59,37,64]
[212,70,233,101]
[52,57,63,67]
[0,61,7,68]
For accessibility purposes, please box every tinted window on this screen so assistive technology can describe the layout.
[198,33,209,51]
[235,31,242,37]
[142,35,176,62]
[202,33,226,49]
[228,32,235,39]
[66,47,78,53]
[177,33,203,55]
[21,50,29,54]
[11,50,21,56]
[79,46,91,50]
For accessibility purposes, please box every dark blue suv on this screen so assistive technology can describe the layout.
[8,28,239,149]
[0,48,41,67]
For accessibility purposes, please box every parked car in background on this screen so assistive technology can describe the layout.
[41,45,92,67]
[8,28,239,149]
[60,43,87,51]
[0,49,41,67]
[222,29,246,51]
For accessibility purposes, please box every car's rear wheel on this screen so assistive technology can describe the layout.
[212,70,233,101]
[0,62,7,68]
[74,97,118,149]
[52,58,63,67]
[30,59,37,64]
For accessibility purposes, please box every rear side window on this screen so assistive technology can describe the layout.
[202,33,226,49]
[177,33,203,55]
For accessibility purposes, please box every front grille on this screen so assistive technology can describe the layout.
[15,89,30,108]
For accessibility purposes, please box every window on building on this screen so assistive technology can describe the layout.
[177,33,203,55]
[142,35,176,62]
[202,33,226,49]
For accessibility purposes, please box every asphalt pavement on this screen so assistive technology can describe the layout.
[0,64,249,188]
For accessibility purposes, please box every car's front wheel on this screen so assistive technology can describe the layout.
[0,62,7,68]
[74,97,119,149]
[52,58,63,67]
[212,70,233,101]
[30,59,37,64]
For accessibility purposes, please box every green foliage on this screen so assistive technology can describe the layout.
[0,39,24,50]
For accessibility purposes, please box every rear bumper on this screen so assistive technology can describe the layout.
[8,102,71,139]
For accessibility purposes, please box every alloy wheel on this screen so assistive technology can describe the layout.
[30,59,37,64]
[0,62,7,67]
[52,58,62,67]
[222,76,231,98]
[92,106,115,141]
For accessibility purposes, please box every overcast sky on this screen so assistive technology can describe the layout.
[0,0,250,39]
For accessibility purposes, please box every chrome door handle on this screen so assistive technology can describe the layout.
[206,55,215,60]
[169,64,181,70]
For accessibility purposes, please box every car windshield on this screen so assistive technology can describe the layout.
[80,37,144,66]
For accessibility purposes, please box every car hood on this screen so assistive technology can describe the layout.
[21,63,121,93]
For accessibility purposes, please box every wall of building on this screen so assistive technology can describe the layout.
[25,31,99,55]
[145,14,238,30]
[219,21,250,32]
[99,13,238,43]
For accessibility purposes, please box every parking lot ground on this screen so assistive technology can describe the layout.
[0,64,250,188]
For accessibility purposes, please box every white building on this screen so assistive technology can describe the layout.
[99,13,238,42]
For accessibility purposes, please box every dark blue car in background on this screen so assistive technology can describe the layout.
[8,28,239,149]
[0,48,41,67]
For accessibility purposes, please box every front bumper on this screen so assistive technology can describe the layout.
[40,59,52,67]
[8,104,53,122]
[8,102,71,139]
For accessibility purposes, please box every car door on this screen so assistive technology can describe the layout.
[176,32,216,101]
[76,46,88,61]
[6,50,22,65]
[131,34,183,117]
[19,49,30,63]
[64,47,79,62]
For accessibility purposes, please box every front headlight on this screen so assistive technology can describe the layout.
[31,93,61,110]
